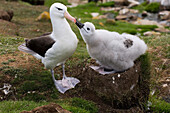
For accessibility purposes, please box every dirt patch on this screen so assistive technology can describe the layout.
[61,58,150,113]
[0,19,18,36]
[21,103,71,113]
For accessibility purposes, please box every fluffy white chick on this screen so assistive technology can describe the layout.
[75,21,147,75]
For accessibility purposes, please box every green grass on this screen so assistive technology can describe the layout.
[149,96,170,112]
[0,101,50,113]
[71,97,98,113]
[44,0,70,7]
[145,2,160,13]
[0,35,24,55]
[98,1,114,7]
[132,1,160,13]
[0,98,98,113]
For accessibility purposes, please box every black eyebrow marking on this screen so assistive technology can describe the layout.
[55,7,63,11]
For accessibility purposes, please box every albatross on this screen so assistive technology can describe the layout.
[18,3,79,93]
[76,21,147,75]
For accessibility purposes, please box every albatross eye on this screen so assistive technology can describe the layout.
[55,7,63,11]
[87,27,90,31]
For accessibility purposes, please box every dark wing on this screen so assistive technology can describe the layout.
[25,35,55,57]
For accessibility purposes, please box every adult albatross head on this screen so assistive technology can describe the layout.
[50,3,76,23]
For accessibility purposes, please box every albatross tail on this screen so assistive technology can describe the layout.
[18,43,43,60]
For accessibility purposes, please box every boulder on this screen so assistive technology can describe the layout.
[159,11,170,20]
[141,11,148,18]
[155,28,170,33]
[100,7,122,12]
[132,19,164,28]
[0,10,13,21]
[116,15,128,20]
[114,0,129,6]
[119,8,129,15]
[143,31,161,36]
[129,9,139,14]
[20,103,71,113]
[159,20,170,27]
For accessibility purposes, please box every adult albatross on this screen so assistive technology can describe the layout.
[18,3,79,93]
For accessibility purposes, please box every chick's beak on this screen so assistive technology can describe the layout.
[75,20,84,29]
[64,11,76,23]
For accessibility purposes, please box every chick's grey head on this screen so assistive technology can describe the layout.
[50,3,75,22]
[79,22,95,37]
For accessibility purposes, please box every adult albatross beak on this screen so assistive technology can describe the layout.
[64,11,76,23]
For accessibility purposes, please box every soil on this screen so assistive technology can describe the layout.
[60,59,150,113]
[20,103,71,113]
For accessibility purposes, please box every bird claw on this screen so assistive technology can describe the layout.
[54,77,80,94]
[89,65,116,75]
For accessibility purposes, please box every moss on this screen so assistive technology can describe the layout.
[44,0,70,7]
[132,2,160,13]
[145,2,160,13]
[98,1,114,7]
[23,93,46,102]
[149,96,170,112]
[20,81,39,93]
[2,67,28,77]
[71,97,98,113]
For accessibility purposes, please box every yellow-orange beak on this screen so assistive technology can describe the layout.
[64,11,76,23]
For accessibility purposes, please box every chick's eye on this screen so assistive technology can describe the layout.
[87,27,90,31]
[55,7,63,11]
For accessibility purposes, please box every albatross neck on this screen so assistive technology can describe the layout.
[50,16,72,38]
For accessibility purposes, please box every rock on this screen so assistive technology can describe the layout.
[161,0,170,6]
[20,103,71,113]
[128,0,140,5]
[119,8,129,15]
[143,31,161,36]
[100,7,122,12]
[106,13,115,19]
[129,9,139,14]
[159,20,170,26]
[98,15,107,19]
[116,15,128,20]
[141,11,148,18]
[91,12,99,18]
[159,11,170,20]
[128,3,138,8]
[0,10,13,21]
[155,28,170,33]
[132,19,164,28]
[128,15,138,21]
[114,0,129,6]
[106,19,116,24]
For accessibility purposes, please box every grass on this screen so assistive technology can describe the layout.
[132,1,160,13]
[0,35,24,55]
[0,98,98,113]
[44,0,70,7]
[0,101,50,113]
[0,0,169,112]
[149,96,170,112]
[98,1,114,7]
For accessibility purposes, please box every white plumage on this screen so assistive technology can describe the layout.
[18,3,79,93]
[76,22,147,74]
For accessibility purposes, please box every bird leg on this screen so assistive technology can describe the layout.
[50,64,80,94]
[61,63,80,88]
